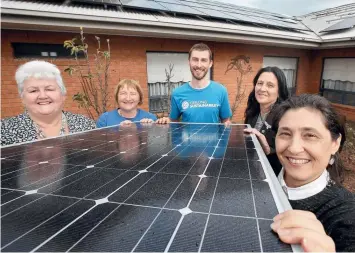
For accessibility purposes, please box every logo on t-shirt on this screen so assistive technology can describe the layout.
[182,101,189,110]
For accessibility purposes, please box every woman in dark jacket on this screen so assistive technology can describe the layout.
[244,66,289,175]
[271,94,355,252]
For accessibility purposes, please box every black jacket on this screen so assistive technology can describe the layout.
[245,109,282,176]
[290,184,355,252]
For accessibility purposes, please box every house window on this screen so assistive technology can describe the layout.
[321,58,355,106]
[146,52,194,113]
[263,56,298,95]
[12,43,83,58]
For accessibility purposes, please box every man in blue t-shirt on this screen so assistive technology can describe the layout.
[156,43,232,125]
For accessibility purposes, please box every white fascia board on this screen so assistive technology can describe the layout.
[318,40,355,49]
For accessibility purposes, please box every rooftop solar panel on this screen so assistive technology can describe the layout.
[121,0,170,12]
[155,1,206,16]
[71,0,307,31]
[77,0,121,5]
[173,1,260,23]
[1,123,297,252]
[320,17,355,33]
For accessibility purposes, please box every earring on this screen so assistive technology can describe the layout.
[329,154,335,165]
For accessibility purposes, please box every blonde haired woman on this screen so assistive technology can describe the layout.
[96,79,157,127]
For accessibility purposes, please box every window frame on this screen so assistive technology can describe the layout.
[11,42,83,59]
[319,57,355,107]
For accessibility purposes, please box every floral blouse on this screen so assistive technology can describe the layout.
[1,111,96,146]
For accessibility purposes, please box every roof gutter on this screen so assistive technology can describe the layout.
[318,40,355,49]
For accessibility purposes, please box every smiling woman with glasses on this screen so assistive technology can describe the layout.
[1,60,96,146]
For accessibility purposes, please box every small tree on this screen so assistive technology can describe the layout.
[164,63,175,115]
[225,55,252,118]
[63,27,111,119]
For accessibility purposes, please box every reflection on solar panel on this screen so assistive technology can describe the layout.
[71,0,308,31]
[1,123,293,252]
[320,17,355,32]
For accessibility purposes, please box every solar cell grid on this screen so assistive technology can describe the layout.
[1,123,294,252]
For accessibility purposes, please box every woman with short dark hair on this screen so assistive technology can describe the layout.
[271,94,355,252]
[244,66,289,175]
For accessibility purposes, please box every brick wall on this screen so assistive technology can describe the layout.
[2,29,354,122]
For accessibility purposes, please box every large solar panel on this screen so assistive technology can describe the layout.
[1,123,298,252]
[71,0,309,31]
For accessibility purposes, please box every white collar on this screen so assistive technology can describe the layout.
[278,168,329,200]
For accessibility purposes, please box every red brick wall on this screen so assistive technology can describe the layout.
[1,30,197,120]
[2,29,354,122]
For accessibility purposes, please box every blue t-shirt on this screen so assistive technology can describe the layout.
[170,81,232,123]
[96,109,157,128]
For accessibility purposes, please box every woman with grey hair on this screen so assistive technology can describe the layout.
[1,60,96,146]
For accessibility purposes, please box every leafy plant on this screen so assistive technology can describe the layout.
[225,55,252,118]
[64,27,111,119]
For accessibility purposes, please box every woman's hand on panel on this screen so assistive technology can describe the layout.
[120,120,133,126]
[272,210,335,252]
[140,118,154,124]
[156,117,170,124]
[243,128,271,154]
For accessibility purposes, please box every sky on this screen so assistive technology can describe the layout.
[217,0,355,16]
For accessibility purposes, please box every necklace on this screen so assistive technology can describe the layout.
[33,113,67,139]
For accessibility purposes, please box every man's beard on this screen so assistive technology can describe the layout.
[190,66,208,80]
